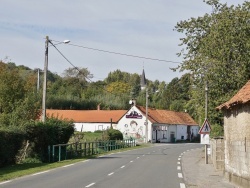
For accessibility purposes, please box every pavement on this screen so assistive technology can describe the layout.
[182,147,240,188]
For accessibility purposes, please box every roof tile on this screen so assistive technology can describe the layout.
[46,109,127,123]
[217,80,250,110]
[136,106,198,125]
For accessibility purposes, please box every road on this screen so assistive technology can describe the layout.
[0,143,202,188]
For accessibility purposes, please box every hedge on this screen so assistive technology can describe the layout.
[0,127,25,167]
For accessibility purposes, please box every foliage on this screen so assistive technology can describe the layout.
[106,129,123,140]
[174,0,250,128]
[0,127,26,167]
[25,118,75,162]
[210,124,224,138]
[106,81,131,95]
[0,62,40,127]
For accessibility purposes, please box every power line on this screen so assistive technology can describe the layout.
[51,39,181,64]
[49,40,128,98]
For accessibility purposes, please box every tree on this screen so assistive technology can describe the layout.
[106,81,131,95]
[175,0,250,125]
[0,61,40,126]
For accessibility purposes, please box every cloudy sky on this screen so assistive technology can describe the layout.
[0,0,246,83]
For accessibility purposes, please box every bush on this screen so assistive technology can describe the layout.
[107,129,123,140]
[25,118,75,162]
[210,124,224,138]
[0,127,25,167]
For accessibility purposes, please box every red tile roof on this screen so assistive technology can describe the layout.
[136,106,198,125]
[217,80,250,110]
[46,109,127,123]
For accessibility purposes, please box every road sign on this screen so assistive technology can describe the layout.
[200,134,210,144]
[198,118,211,134]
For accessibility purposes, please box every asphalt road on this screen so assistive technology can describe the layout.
[0,143,202,188]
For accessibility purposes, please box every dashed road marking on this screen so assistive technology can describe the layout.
[177,162,181,164]
[108,172,114,176]
[177,166,181,170]
[180,183,186,188]
[121,165,125,168]
[178,173,183,178]
[85,182,95,187]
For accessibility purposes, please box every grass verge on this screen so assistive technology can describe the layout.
[0,143,151,182]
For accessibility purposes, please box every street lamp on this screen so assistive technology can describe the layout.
[41,36,70,122]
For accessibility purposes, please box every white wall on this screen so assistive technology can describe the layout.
[74,122,114,132]
[190,125,200,137]
[177,125,187,140]
[117,106,151,142]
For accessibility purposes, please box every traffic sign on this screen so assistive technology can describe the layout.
[198,118,211,134]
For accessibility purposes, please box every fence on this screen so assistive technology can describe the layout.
[48,139,136,162]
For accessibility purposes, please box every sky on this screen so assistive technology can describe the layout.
[0,0,246,83]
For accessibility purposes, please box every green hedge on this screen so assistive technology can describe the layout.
[107,129,123,140]
[25,118,75,162]
[0,127,25,167]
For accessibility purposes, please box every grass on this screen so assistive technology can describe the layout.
[0,143,151,182]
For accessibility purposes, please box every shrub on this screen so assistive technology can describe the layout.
[25,118,75,162]
[0,127,25,167]
[210,124,224,138]
[107,129,123,140]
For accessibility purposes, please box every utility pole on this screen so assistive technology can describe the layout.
[42,36,49,122]
[205,81,208,164]
[145,88,148,143]
[37,69,40,92]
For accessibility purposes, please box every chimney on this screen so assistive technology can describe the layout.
[97,103,101,110]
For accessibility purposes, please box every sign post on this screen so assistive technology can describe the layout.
[199,118,211,164]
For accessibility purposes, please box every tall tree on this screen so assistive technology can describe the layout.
[175,0,250,125]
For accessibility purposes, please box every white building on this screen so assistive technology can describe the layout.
[117,105,199,143]
[46,106,199,143]
[46,109,126,132]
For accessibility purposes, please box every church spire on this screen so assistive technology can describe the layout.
[141,68,146,90]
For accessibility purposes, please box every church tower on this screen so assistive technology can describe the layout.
[140,68,146,90]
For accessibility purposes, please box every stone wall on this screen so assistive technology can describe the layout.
[223,104,250,187]
[210,137,224,170]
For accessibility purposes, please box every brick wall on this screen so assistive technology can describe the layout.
[223,104,250,187]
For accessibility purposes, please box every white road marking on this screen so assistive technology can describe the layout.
[85,182,95,187]
[178,173,183,178]
[130,160,133,163]
[63,164,74,168]
[178,158,181,161]
[179,155,182,158]
[32,170,50,176]
[82,160,90,162]
[121,165,125,168]
[0,181,11,185]
[108,172,114,176]
[177,166,181,170]
[177,162,181,164]
[180,183,186,188]
[137,157,140,159]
